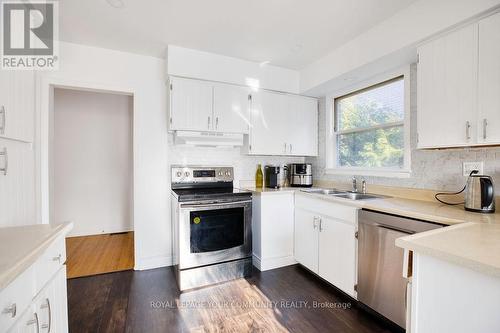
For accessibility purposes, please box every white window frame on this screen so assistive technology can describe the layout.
[325,66,411,178]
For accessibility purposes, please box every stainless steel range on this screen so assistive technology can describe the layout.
[171,166,252,291]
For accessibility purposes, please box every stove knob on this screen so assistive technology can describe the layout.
[225,171,231,176]
[184,171,190,177]
[176,171,182,177]
[218,171,223,176]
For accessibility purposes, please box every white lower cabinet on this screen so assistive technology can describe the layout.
[252,192,296,271]
[1,235,68,333]
[318,216,356,296]
[294,194,358,297]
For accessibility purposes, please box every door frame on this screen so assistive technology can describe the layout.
[37,76,137,263]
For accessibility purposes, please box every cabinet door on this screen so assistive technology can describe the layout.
[287,95,318,156]
[213,83,250,133]
[478,12,500,144]
[10,305,38,333]
[417,24,478,148]
[169,77,214,131]
[248,91,288,155]
[318,216,356,296]
[0,71,35,142]
[294,208,319,273]
[0,138,36,227]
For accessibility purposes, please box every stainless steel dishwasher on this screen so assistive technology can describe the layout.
[357,209,444,329]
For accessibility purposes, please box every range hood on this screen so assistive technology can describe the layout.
[174,131,244,147]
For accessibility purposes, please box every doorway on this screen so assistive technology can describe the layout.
[51,88,134,278]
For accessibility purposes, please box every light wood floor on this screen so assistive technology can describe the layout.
[66,232,134,279]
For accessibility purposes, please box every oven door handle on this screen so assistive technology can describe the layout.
[180,199,252,209]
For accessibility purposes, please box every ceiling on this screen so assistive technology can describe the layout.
[59,0,417,70]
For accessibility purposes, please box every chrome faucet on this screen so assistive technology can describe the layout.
[361,178,367,194]
[352,176,358,193]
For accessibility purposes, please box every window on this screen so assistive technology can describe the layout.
[328,73,410,177]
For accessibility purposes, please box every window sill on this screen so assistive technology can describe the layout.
[324,168,411,178]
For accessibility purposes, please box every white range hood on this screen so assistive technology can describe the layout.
[174,131,244,147]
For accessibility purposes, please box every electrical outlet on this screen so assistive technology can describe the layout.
[463,161,484,176]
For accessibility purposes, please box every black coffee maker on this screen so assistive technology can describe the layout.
[264,166,280,189]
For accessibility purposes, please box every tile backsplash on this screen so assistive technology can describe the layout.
[307,64,500,193]
[168,135,305,186]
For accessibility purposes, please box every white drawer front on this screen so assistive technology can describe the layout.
[33,237,66,296]
[295,194,358,224]
[0,266,34,332]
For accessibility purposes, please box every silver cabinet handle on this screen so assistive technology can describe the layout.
[0,148,7,176]
[207,116,211,129]
[0,105,5,135]
[27,313,40,333]
[2,303,16,318]
[40,298,51,333]
[215,117,219,130]
[483,118,488,140]
[284,143,287,154]
[52,254,62,263]
[289,144,293,154]
[466,121,471,140]
[319,218,323,232]
[313,216,318,229]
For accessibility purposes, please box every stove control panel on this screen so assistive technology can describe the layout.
[171,166,233,184]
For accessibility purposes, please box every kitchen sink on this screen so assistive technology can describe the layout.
[301,188,387,200]
[300,188,346,195]
[332,192,384,200]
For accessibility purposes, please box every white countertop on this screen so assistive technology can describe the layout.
[0,222,73,291]
[396,223,500,278]
[244,185,500,277]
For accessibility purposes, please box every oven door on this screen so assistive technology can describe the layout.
[178,198,252,269]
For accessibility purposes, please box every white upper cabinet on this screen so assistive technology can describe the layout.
[169,77,214,131]
[418,12,500,149]
[245,90,318,156]
[478,12,500,145]
[0,70,35,143]
[286,95,318,156]
[247,90,289,155]
[213,83,250,133]
[417,24,478,149]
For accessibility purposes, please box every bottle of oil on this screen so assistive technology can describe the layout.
[255,164,263,188]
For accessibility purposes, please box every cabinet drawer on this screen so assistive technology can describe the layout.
[0,265,34,331]
[295,194,358,224]
[33,236,66,295]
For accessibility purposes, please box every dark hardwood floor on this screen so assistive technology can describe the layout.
[67,265,401,333]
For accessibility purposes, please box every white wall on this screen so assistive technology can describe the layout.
[53,88,133,237]
[37,42,169,270]
[167,45,300,93]
[300,0,500,94]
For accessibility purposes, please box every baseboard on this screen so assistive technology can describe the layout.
[253,254,297,271]
[135,254,173,271]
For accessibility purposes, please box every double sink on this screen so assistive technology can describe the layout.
[300,188,386,200]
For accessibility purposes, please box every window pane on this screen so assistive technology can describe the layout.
[338,126,404,168]
[336,77,404,131]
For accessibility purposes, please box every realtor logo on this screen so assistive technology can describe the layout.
[1,1,59,70]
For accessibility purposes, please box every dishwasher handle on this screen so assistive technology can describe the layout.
[375,223,414,235]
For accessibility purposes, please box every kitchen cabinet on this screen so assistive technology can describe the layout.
[252,191,296,271]
[294,208,319,272]
[0,229,70,333]
[0,70,35,143]
[417,24,478,148]
[318,216,356,296]
[169,76,250,134]
[0,138,35,227]
[294,193,358,297]
[478,12,500,145]
[417,12,500,149]
[213,83,251,133]
[245,90,318,156]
